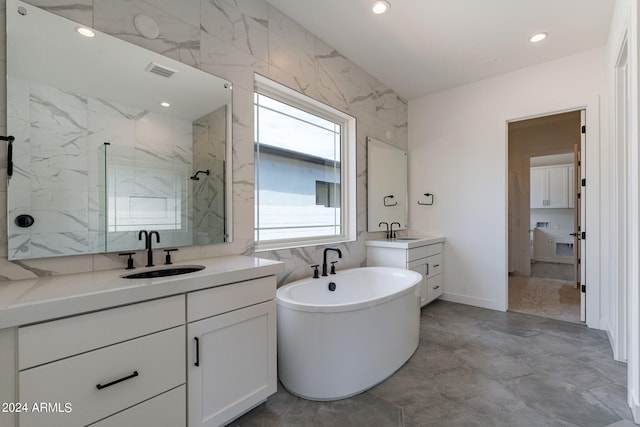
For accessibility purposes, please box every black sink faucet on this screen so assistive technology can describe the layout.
[379,222,390,239]
[390,222,401,239]
[139,230,160,267]
[322,247,342,276]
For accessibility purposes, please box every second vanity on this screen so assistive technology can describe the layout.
[0,256,283,427]
[366,236,445,306]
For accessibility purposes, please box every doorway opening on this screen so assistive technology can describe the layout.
[507,110,585,323]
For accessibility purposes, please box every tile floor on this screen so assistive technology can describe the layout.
[509,275,581,323]
[233,301,632,427]
[531,261,575,282]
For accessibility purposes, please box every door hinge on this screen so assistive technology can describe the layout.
[581,125,586,134]
[581,178,586,187]
[581,284,586,293]
[577,192,581,199]
[581,231,586,239]
[578,258,581,264]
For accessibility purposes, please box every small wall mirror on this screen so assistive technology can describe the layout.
[367,137,408,233]
[6,0,233,260]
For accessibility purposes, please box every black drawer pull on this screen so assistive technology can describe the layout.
[96,371,139,390]
[433,285,440,290]
[194,337,200,367]
[433,264,440,268]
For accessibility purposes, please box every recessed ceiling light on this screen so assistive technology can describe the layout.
[371,0,390,14]
[76,27,95,38]
[160,101,171,108]
[529,32,548,43]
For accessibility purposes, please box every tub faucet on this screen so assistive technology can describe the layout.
[390,222,401,239]
[322,248,342,276]
[139,230,160,267]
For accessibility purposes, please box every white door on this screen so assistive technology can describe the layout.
[579,110,586,322]
[572,146,580,289]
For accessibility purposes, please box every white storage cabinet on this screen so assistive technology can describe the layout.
[530,164,572,209]
[18,296,186,427]
[12,274,278,427]
[187,276,277,427]
[367,242,444,306]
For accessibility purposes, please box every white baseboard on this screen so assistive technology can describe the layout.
[629,388,640,423]
[533,256,573,264]
[440,292,501,311]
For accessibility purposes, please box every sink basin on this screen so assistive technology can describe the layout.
[395,237,421,240]
[122,265,205,279]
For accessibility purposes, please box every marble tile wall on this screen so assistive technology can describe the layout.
[0,0,408,283]
[6,76,195,259]
[192,105,226,245]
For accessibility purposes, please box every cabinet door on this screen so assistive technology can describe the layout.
[547,166,569,208]
[188,301,276,427]
[530,168,546,208]
[408,260,427,306]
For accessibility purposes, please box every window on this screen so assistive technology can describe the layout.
[254,74,356,250]
[315,181,341,208]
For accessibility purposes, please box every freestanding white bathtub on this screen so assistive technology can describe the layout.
[276,266,423,401]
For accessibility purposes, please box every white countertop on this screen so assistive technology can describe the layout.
[0,255,284,329]
[365,236,445,249]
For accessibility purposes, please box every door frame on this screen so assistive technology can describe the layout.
[613,31,631,364]
[500,96,601,329]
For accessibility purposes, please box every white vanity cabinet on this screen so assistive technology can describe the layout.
[0,256,283,427]
[187,276,277,427]
[366,238,445,306]
[17,295,186,427]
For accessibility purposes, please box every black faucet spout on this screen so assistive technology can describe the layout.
[379,221,390,239]
[139,230,160,267]
[390,222,401,239]
[322,248,342,276]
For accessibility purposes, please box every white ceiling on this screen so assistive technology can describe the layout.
[265,0,615,100]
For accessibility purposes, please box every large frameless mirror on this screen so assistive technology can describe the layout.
[6,0,233,260]
[367,137,408,233]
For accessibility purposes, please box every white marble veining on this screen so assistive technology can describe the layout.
[0,255,283,328]
[2,0,408,286]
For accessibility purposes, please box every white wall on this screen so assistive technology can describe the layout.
[408,47,606,314]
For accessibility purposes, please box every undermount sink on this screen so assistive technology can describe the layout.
[122,265,205,279]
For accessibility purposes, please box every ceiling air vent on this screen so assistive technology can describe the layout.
[145,62,178,78]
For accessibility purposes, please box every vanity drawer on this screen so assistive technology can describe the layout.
[92,385,186,427]
[19,326,185,427]
[426,274,443,302]
[407,246,428,262]
[19,295,184,370]
[426,253,443,278]
[187,276,276,322]
[426,243,443,257]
